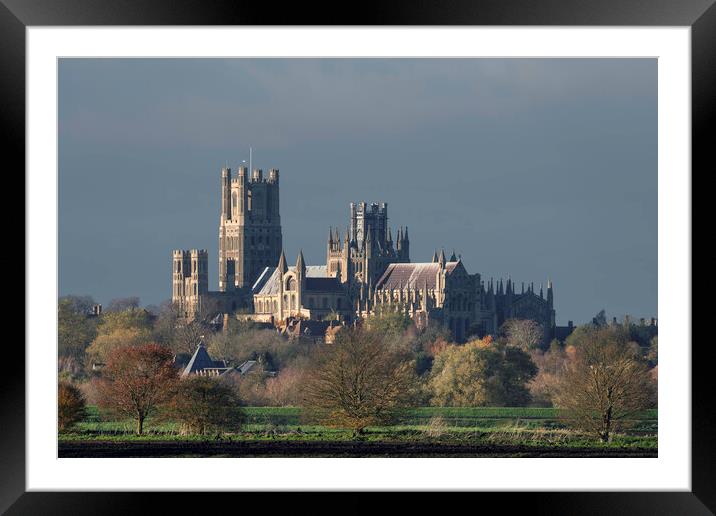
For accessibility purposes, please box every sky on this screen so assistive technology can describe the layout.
[58,58,657,325]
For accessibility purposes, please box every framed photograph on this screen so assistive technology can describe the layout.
[5,0,710,512]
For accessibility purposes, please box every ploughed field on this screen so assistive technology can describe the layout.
[58,406,658,458]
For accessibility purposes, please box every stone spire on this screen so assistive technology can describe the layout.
[277,250,288,274]
[296,249,306,277]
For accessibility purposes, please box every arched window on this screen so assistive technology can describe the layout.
[273,300,278,312]
[232,192,237,211]
[286,277,296,291]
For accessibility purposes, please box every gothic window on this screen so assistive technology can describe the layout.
[286,277,296,291]
[273,300,278,312]
[232,192,237,211]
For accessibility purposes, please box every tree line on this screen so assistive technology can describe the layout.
[59,296,657,442]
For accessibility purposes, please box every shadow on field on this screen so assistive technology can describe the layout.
[58,440,658,458]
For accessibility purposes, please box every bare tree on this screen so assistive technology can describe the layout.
[528,341,569,406]
[302,326,416,434]
[106,297,141,313]
[94,343,178,434]
[153,303,212,357]
[264,366,305,406]
[501,318,544,351]
[554,326,653,442]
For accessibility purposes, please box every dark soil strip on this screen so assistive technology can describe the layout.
[59,440,658,458]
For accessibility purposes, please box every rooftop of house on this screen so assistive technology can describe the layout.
[181,344,227,377]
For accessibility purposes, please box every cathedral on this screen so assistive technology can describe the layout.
[173,165,558,343]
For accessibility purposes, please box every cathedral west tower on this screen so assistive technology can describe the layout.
[218,165,282,290]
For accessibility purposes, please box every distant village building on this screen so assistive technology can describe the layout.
[282,319,344,344]
[181,343,257,378]
[172,164,566,344]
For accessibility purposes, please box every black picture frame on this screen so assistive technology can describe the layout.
[3,0,710,513]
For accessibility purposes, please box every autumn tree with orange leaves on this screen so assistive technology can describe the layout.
[58,381,86,431]
[94,343,178,434]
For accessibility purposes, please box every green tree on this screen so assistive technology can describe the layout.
[85,327,154,366]
[58,298,97,359]
[367,308,412,338]
[429,336,537,407]
[648,336,658,365]
[167,376,244,435]
[97,307,153,336]
[565,320,627,349]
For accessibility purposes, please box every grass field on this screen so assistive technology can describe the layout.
[58,406,658,457]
